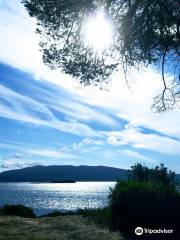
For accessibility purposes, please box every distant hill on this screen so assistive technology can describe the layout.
[0,165,128,182]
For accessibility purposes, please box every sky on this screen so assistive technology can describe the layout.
[0,0,180,173]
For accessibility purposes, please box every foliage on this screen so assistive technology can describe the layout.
[109,180,180,238]
[41,210,78,217]
[119,0,180,112]
[1,204,35,218]
[78,207,111,227]
[41,208,111,227]
[22,0,118,86]
[22,0,180,111]
[128,163,176,187]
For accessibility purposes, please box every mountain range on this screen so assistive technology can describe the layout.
[0,165,179,182]
[0,165,128,182]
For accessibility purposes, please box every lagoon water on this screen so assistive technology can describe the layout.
[0,182,116,216]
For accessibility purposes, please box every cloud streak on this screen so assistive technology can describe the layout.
[1,0,180,141]
[0,84,98,137]
[121,149,156,163]
[104,127,180,156]
[0,160,37,169]
[0,0,180,172]
[0,141,77,162]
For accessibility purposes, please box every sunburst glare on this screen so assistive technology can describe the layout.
[82,10,113,52]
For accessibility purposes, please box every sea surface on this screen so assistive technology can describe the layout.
[0,182,116,216]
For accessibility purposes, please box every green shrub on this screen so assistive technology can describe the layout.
[78,207,111,227]
[128,163,176,187]
[41,210,77,217]
[109,180,180,238]
[2,204,35,218]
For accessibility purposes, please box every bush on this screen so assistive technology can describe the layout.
[41,210,77,217]
[1,204,35,218]
[78,207,111,227]
[128,163,176,187]
[109,180,180,238]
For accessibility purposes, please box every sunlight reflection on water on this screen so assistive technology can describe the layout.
[0,182,116,215]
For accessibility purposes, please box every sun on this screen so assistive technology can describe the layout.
[82,10,113,52]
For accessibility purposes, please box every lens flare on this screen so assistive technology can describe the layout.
[82,11,113,51]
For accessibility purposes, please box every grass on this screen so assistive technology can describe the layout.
[41,207,111,227]
[77,207,111,227]
[0,215,122,240]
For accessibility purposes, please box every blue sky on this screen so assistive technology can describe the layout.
[0,0,180,173]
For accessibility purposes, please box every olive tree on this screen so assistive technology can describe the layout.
[22,0,180,111]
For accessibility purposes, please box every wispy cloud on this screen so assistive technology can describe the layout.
[1,0,180,141]
[104,127,180,156]
[27,148,75,159]
[0,160,37,169]
[73,137,104,150]
[121,149,156,163]
[0,0,42,75]
[0,84,98,137]
[0,0,180,172]
[0,140,75,159]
